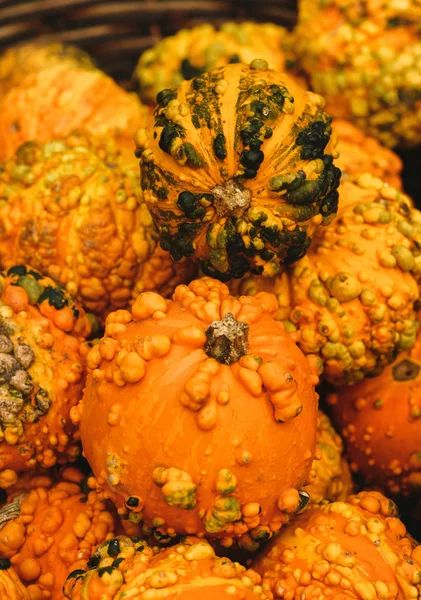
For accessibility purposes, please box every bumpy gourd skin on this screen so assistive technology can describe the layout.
[328,322,421,497]
[73,277,320,550]
[0,265,92,487]
[0,63,149,161]
[0,137,156,320]
[134,22,298,105]
[253,490,421,600]
[135,61,341,281]
[0,467,117,600]
[294,0,421,148]
[0,42,95,96]
[306,411,353,505]
[64,536,269,600]
[285,174,421,385]
[332,120,403,189]
[0,559,29,599]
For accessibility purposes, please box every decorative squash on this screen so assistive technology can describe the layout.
[135,61,341,281]
[332,120,403,189]
[306,411,353,505]
[0,136,156,320]
[0,559,29,599]
[0,42,95,96]
[0,265,92,487]
[328,323,421,497]
[253,490,421,600]
[0,62,149,161]
[63,535,269,600]
[73,277,320,550]
[293,0,421,148]
[284,174,421,385]
[134,22,300,105]
[0,466,117,600]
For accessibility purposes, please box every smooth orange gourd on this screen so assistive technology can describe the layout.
[0,266,91,487]
[74,277,320,550]
[0,42,95,96]
[63,536,269,600]
[0,559,29,599]
[0,467,117,600]
[0,63,148,161]
[0,136,156,320]
[329,323,421,497]
[253,490,421,600]
[135,60,341,280]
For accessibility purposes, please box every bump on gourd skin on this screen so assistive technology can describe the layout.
[328,320,421,497]
[0,135,157,320]
[253,490,421,600]
[284,174,421,385]
[63,535,270,600]
[0,42,95,96]
[0,265,92,485]
[72,276,320,550]
[133,22,302,106]
[0,558,29,599]
[305,411,354,505]
[0,62,149,161]
[135,61,341,281]
[294,0,421,148]
[0,466,117,600]
[332,120,403,189]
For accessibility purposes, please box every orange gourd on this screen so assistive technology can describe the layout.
[0,265,91,487]
[135,60,341,280]
[63,536,269,600]
[0,467,117,600]
[0,42,95,96]
[306,411,353,505]
[73,277,320,550]
[253,490,421,600]
[332,120,403,189]
[328,322,421,497]
[0,63,149,161]
[0,135,156,320]
[0,559,29,599]
[293,0,421,148]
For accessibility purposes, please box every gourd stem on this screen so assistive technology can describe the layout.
[204,313,249,365]
[392,359,420,382]
[0,493,25,530]
[212,179,252,217]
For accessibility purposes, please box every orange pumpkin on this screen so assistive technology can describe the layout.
[135,60,341,280]
[0,559,29,599]
[0,63,148,161]
[332,120,403,189]
[0,466,117,600]
[293,0,421,148]
[63,536,269,600]
[253,490,421,600]
[0,265,91,487]
[0,42,95,96]
[73,277,320,550]
[305,411,353,505]
[328,322,421,497]
[0,136,156,320]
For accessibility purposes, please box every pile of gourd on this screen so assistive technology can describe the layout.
[0,2,420,599]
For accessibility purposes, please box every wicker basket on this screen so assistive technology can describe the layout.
[0,0,419,198]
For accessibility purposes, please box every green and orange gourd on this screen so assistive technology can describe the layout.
[253,490,421,600]
[73,277,321,550]
[135,60,341,281]
[0,265,92,489]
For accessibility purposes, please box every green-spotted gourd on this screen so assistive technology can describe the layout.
[135,60,341,281]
